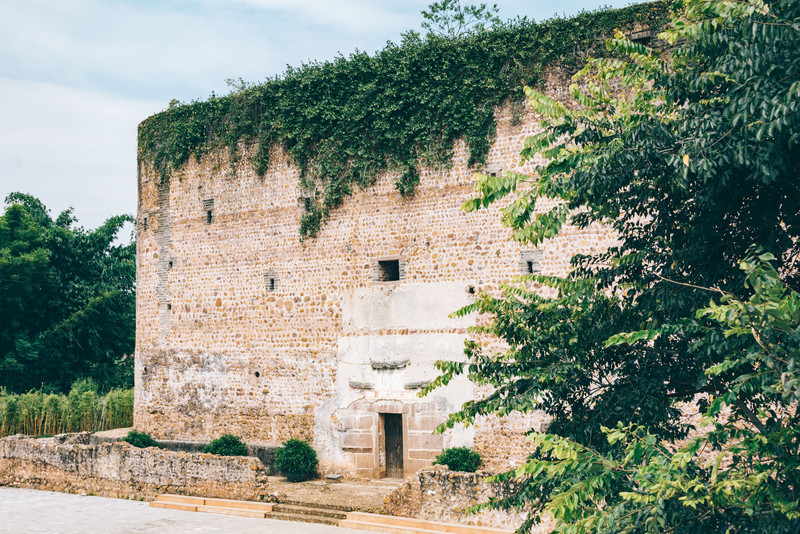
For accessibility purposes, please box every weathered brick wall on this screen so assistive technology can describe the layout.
[0,433,269,501]
[135,76,618,477]
[383,465,552,532]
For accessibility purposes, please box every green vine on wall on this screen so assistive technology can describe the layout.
[137,2,669,239]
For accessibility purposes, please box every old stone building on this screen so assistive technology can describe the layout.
[132,2,668,477]
[135,95,617,479]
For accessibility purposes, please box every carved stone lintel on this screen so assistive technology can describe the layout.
[348,380,374,389]
[370,359,409,370]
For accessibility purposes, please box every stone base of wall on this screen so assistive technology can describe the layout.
[0,433,270,502]
[383,465,553,533]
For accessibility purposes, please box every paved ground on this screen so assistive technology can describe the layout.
[0,487,369,534]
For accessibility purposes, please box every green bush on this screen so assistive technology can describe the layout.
[433,447,482,472]
[203,434,248,456]
[274,438,318,482]
[122,429,160,448]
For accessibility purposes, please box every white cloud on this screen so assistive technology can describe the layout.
[0,78,161,228]
[0,0,427,102]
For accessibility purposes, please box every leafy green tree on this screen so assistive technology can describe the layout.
[426,0,800,531]
[516,256,799,532]
[0,193,135,392]
[421,0,500,37]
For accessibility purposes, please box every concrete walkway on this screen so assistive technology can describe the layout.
[0,487,368,534]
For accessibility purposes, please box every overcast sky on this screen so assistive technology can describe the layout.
[0,0,637,233]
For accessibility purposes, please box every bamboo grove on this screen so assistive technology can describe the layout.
[0,382,133,438]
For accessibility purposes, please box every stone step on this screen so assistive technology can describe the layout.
[156,494,205,506]
[273,503,348,519]
[197,505,268,519]
[269,511,341,526]
[150,501,198,512]
[342,513,514,534]
[151,494,273,513]
[281,498,359,512]
[203,497,273,512]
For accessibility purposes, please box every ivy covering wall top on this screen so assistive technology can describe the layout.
[137,2,669,238]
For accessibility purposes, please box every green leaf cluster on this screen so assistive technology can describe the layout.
[137,2,669,238]
[0,194,135,393]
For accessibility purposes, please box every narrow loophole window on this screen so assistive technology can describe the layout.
[264,271,280,292]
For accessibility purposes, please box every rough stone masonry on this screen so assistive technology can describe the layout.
[134,72,618,479]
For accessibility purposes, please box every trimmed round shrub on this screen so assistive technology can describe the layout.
[274,438,318,482]
[433,447,482,472]
[203,434,248,456]
[123,429,160,448]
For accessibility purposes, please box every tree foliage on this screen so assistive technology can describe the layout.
[0,194,135,393]
[421,0,501,37]
[426,0,800,531]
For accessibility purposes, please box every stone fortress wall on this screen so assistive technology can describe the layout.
[135,74,618,478]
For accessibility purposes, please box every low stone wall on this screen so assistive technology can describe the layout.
[88,431,278,475]
[0,433,270,501]
[383,465,552,533]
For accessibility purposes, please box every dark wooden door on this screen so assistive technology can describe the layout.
[384,414,404,478]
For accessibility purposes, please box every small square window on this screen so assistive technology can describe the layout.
[371,257,405,282]
[378,260,400,281]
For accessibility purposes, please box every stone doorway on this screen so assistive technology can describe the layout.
[382,413,404,478]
